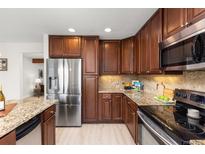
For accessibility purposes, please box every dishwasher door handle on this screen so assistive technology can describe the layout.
[137,110,178,145]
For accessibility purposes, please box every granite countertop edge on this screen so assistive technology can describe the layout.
[0,97,58,138]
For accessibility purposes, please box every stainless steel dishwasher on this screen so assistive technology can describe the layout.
[16,114,42,145]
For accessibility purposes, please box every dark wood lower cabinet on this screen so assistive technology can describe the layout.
[83,76,98,123]
[42,105,56,145]
[0,130,16,145]
[98,93,123,122]
[125,98,138,144]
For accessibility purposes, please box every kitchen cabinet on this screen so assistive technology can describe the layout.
[140,25,150,74]
[49,36,64,58]
[121,37,135,74]
[99,94,112,121]
[187,8,205,25]
[82,36,99,75]
[112,94,123,121]
[0,131,16,145]
[42,105,56,145]
[163,8,187,39]
[49,36,81,58]
[100,40,121,75]
[63,36,81,57]
[150,9,162,74]
[139,9,162,74]
[83,76,98,122]
[135,33,141,74]
[98,93,123,122]
[125,98,138,144]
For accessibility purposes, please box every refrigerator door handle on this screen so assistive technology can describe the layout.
[49,77,52,89]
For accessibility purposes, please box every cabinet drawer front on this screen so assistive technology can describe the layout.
[43,105,56,122]
[102,94,112,99]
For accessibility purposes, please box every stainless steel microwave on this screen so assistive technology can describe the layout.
[161,18,205,71]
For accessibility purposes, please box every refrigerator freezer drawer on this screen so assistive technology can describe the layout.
[56,104,81,127]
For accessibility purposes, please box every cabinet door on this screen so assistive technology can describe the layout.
[83,76,98,122]
[127,104,136,142]
[163,8,187,39]
[140,25,150,74]
[112,94,123,121]
[150,9,162,74]
[82,37,99,75]
[135,33,141,74]
[100,41,120,74]
[188,8,205,25]
[0,131,16,145]
[121,37,134,74]
[42,115,55,145]
[101,99,112,121]
[49,36,64,58]
[64,37,81,57]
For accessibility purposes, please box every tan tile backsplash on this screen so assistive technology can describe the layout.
[99,71,205,94]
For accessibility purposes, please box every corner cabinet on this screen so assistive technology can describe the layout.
[42,105,56,145]
[82,36,99,75]
[49,36,81,58]
[100,40,121,75]
[121,37,135,74]
[83,76,98,123]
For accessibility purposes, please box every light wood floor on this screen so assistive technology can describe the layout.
[56,124,135,145]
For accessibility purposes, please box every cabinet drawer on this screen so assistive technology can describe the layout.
[43,105,56,122]
[102,94,112,99]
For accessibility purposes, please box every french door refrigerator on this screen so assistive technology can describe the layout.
[46,59,82,126]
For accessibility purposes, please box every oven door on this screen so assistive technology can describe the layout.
[137,109,178,145]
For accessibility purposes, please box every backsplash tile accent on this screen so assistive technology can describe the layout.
[99,71,205,94]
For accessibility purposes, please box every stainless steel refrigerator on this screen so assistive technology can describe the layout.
[46,59,82,126]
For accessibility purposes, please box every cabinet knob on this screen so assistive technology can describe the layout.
[146,70,150,73]
[185,22,188,26]
[181,24,184,27]
[50,111,54,114]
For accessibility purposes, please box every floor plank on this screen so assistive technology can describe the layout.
[56,124,135,145]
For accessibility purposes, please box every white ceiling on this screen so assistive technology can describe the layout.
[0,8,157,42]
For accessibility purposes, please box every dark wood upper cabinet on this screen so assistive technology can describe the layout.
[121,37,135,74]
[135,33,141,74]
[100,41,120,75]
[112,94,123,121]
[150,9,162,74]
[49,36,64,58]
[63,36,81,57]
[82,36,99,75]
[140,25,150,74]
[163,8,187,39]
[83,76,98,122]
[49,36,81,58]
[187,8,205,25]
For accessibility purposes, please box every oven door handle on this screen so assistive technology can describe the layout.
[137,110,178,145]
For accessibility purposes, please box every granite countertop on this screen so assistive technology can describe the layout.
[189,140,205,145]
[99,89,171,106]
[0,97,57,138]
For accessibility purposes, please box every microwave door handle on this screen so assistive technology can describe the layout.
[137,110,178,145]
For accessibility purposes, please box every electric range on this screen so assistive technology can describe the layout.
[138,89,205,145]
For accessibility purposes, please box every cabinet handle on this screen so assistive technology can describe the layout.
[50,111,54,114]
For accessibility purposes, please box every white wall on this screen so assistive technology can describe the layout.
[0,43,42,100]
[23,56,43,98]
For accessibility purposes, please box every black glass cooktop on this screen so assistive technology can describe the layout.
[139,104,205,144]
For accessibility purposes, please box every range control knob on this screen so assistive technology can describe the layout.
[182,93,187,99]
[175,92,181,97]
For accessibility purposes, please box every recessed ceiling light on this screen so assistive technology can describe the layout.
[104,28,112,33]
[68,28,76,33]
